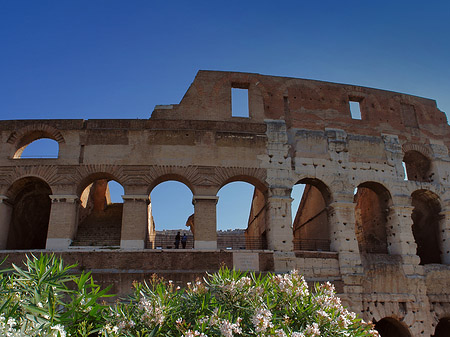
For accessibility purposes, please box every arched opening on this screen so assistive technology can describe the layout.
[6,177,52,249]
[354,182,391,254]
[14,137,59,159]
[411,190,442,264]
[433,317,450,337]
[217,180,267,250]
[374,317,411,337]
[292,178,331,251]
[148,180,194,249]
[72,178,124,247]
[403,150,432,182]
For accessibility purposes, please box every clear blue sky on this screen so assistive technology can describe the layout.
[2,1,449,231]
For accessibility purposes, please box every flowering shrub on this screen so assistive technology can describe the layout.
[103,268,379,337]
[0,255,379,336]
[0,254,111,336]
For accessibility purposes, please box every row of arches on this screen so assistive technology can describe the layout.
[293,178,444,265]
[1,171,446,265]
[372,316,450,337]
[1,174,267,250]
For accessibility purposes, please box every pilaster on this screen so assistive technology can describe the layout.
[120,195,149,249]
[265,189,293,251]
[46,195,79,250]
[328,200,363,275]
[0,196,12,249]
[193,195,218,249]
[388,204,421,273]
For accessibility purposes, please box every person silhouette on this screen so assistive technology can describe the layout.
[181,233,187,249]
[174,231,181,249]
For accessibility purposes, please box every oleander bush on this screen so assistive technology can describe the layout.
[0,255,379,337]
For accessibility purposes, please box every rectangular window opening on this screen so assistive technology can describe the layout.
[401,103,419,128]
[232,87,249,118]
[349,100,362,120]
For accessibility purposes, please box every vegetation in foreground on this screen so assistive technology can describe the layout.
[0,254,379,336]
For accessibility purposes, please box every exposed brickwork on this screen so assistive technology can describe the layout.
[0,70,449,335]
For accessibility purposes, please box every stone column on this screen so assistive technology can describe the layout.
[388,204,421,272]
[46,195,79,250]
[328,200,364,313]
[440,207,450,265]
[265,188,293,251]
[120,195,149,249]
[328,200,363,275]
[0,196,12,249]
[193,195,218,249]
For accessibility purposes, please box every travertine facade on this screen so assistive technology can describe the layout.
[0,71,449,336]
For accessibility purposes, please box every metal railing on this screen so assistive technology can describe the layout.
[146,234,267,250]
[293,239,331,252]
[218,235,267,250]
[147,235,194,249]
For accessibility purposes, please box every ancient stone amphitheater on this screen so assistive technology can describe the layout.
[0,71,449,336]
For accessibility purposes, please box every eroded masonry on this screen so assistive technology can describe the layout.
[1,71,450,336]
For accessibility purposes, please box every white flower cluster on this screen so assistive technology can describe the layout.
[103,323,119,335]
[305,322,321,336]
[0,315,68,337]
[218,318,242,337]
[192,308,242,337]
[183,329,208,337]
[138,297,166,326]
[252,307,274,333]
[272,270,309,298]
[218,276,252,297]
[50,324,67,337]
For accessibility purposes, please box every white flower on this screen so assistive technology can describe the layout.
[51,324,67,337]
[292,332,306,337]
[275,328,287,337]
[305,322,320,336]
[251,307,273,333]
[218,318,241,337]
[7,317,16,327]
[183,330,207,337]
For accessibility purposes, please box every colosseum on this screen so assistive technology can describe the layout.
[0,70,449,336]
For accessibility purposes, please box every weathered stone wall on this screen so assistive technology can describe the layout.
[0,70,449,336]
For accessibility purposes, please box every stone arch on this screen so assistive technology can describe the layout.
[217,174,268,195]
[403,146,433,182]
[374,317,411,337]
[7,124,65,159]
[147,173,196,195]
[411,189,442,264]
[77,171,125,197]
[148,176,195,249]
[217,177,268,250]
[433,317,450,337]
[73,172,125,247]
[292,178,332,251]
[402,143,433,158]
[4,166,60,192]
[354,181,393,254]
[5,176,52,249]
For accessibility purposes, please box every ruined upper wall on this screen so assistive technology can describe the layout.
[152,70,449,145]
